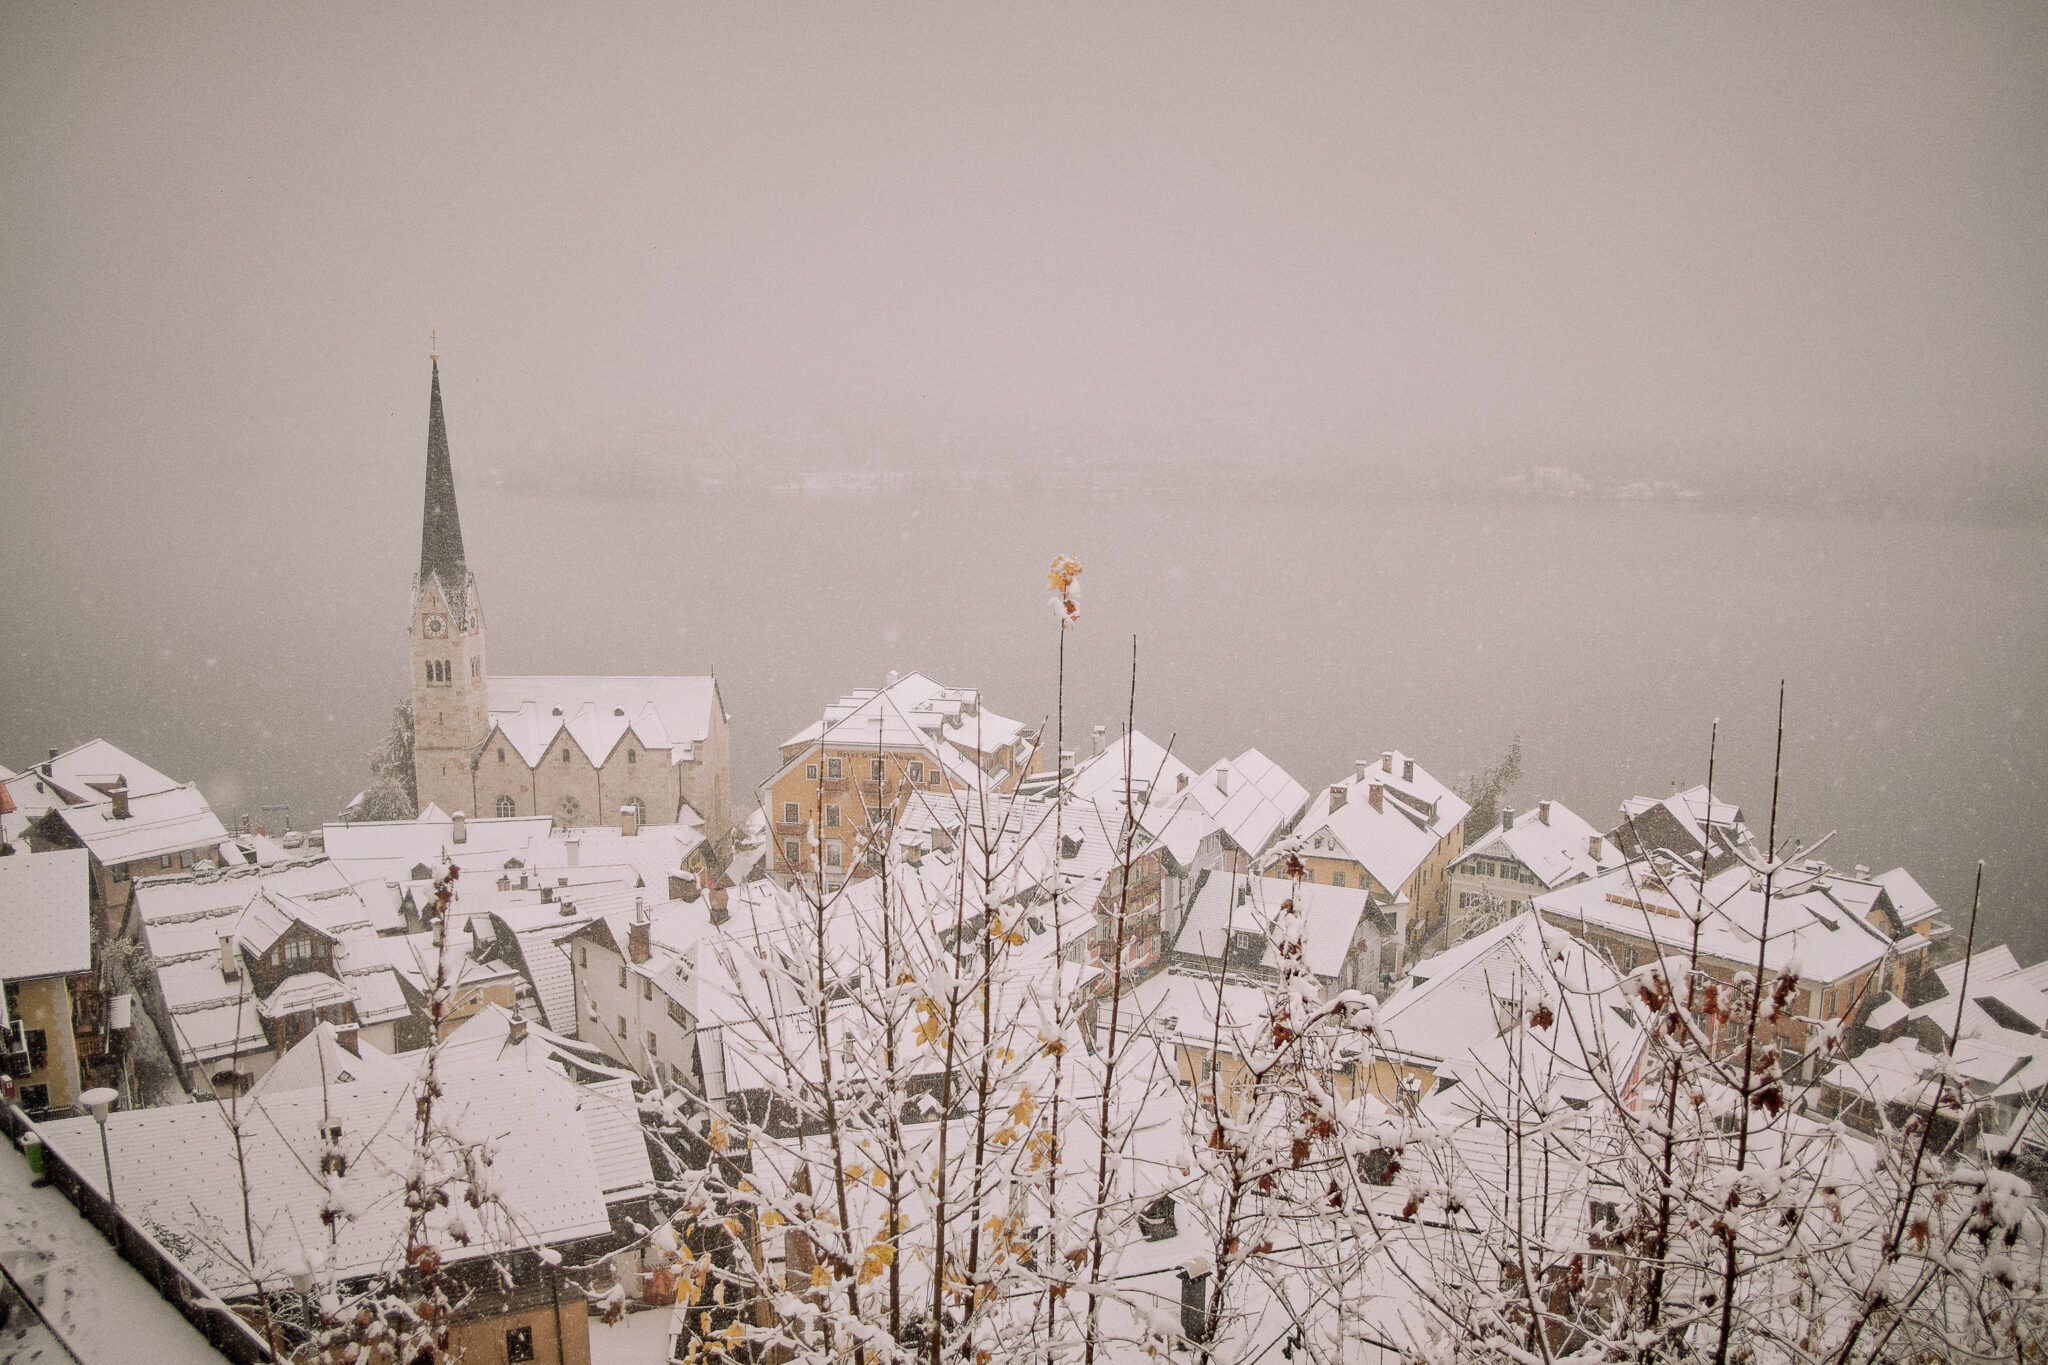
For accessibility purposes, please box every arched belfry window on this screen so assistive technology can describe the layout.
[495,795,516,817]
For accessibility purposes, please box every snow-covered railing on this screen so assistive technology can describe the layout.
[2,1103,277,1363]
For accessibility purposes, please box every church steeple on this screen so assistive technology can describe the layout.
[418,355,469,623]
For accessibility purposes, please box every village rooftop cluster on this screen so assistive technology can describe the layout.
[0,362,2039,1364]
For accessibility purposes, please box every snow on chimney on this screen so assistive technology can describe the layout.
[1402,758,1414,783]
[451,811,467,844]
[1355,758,1369,782]
[1092,724,1107,757]
[1381,752,1393,774]
[336,1022,361,1056]
[670,871,701,902]
[109,780,130,821]
[1503,807,1515,830]
[628,898,652,964]
[1330,786,1347,814]
[508,1002,528,1046]
[1538,800,1551,826]
[1215,763,1230,796]
[620,804,639,837]
[1367,783,1384,813]
[219,934,240,980]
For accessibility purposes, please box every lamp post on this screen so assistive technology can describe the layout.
[79,1086,118,1208]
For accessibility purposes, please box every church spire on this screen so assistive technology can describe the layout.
[418,354,469,622]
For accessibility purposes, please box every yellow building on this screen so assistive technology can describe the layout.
[0,850,98,1116]
[759,672,1040,886]
[1260,750,1470,957]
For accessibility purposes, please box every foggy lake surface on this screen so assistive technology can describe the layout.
[5,483,2041,959]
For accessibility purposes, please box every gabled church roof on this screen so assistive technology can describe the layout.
[417,357,470,624]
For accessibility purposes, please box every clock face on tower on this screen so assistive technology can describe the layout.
[423,615,447,639]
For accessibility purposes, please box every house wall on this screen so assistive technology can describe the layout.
[447,1296,591,1365]
[412,576,491,819]
[569,934,697,1088]
[678,690,733,837]
[5,976,81,1113]
[761,744,949,887]
[531,735,605,830]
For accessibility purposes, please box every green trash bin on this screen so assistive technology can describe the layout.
[22,1131,47,1184]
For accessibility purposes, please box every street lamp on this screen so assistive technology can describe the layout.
[79,1086,118,1207]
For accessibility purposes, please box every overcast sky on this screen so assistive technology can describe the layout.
[3,2,2043,501]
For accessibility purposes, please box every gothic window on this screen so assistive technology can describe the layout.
[495,795,516,817]
[469,658,479,679]
[626,749,636,765]
[497,747,506,762]
[561,747,570,763]
[624,796,646,824]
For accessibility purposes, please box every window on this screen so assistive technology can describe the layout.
[618,963,628,988]
[871,758,885,780]
[929,769,942,787]
[1331,870,1346,888]
[179,849,194,869]
[907,760,924,782]
[1180,1270,1210,1344]
[805,763,819,780]
[110,863,129,882]
[161,854,174,870]
[470,657,479,679]
[496,795,516,817]
[616,1016,626,1041]
[505,1325,535,1362]
[826,843,843,870]
[498,747,506,762]
[18,1083,49,1113]
[561,748,571,763]
[579,946,588,967]
[783,802,800,824]
[646,1031,658,1055]
[783,838,800,865]
[825,804,841,829]
[642,978,653,1001]
[826,757,842,780]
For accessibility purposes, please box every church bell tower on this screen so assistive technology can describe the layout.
[410,349,489,817]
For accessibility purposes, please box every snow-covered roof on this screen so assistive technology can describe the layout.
[1066,731,1197,807]
[134,861,413,1065]
[322,810,556,885]
[1534,861,1916,986]
[1282,750,1470,894]
[774,672,1033,778]
[1174,870,1385,980]
[37,1059,618,1295]
[1875,866,1941,929]
[1452,797,1622,890]
[0,849,92,982]
[487,674,720,767]
[248,1020,414,1098]
[49,784,227,867]
[3,739,180,813]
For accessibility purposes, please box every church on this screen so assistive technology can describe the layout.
[407,355,731,835]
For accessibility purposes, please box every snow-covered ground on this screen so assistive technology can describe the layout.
[0,1138,228,1364]
[589,1304,674,1365]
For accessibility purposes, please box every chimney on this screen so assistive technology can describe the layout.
[1329,786,1347,814]
[47,748,58,763]
[508,1002,528,1046]
[628,899,652,964]
[708,888,730,927]
[1176,772,1189,791]
[451,811,467,844]
[1215,763,1230,795]
[1538,800,1551,826]
[1092,724,1107,757]
[1402,758,1414,783]
[335,1023,361,1057]
[497,873,511,892]
[1367,783,1384,813]
[620,804,639,837]
[1588,834,1604,861]
[109,781,130,821]
[1381,752,1393,774]
[566,837,581,867]
[1503,807,1515,830]
[1355,758,1369,782]
[671,871,701,902]
[219,934,240,980]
